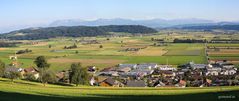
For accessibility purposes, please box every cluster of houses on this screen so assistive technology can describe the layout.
[3,61,239,87]
[4,66,40,80]
[88,61,239,87]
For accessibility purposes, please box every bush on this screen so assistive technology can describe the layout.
[0,60,5,77]
[42,70,56,86]
[25,73,37,81]
[99,45,103,48]
[4,71,21,82]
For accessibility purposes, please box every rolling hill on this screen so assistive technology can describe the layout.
[1,25,157,40]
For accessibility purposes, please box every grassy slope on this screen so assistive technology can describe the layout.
[0,78,239,101]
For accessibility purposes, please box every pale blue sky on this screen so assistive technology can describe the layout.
[0,0,239,31]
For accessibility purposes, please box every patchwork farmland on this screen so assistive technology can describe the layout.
[0,34,210,71]
[207,43,239,64]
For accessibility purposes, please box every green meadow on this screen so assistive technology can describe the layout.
[0,78,238,101]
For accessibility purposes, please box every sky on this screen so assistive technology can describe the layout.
[0,0,239,32]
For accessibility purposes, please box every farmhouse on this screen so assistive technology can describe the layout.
[4,66,24,78]
[24,67,39,79]
[99,77,124,87]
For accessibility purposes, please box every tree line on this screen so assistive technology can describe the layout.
[0,42,21,47]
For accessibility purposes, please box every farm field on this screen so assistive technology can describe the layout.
[1,33,239,71]
[0,34,209,71]
[207,43,239,64]
[0,78,238,101]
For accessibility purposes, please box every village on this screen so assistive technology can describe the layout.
[3,60,239,87]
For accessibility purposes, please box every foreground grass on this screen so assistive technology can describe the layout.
[0,78,238,101]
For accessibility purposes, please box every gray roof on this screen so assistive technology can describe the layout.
[118,64,136,69]
[5,66,23,72]
[126,80,146,87]
[103,78,115,86]
[137,63,157,70]
[191,64,206,68]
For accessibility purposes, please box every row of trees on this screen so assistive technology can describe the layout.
[0,56,89,86]
[16,48,32,54]
[173,38,206,43]
[64,44,77,49]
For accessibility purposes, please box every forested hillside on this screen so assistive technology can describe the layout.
[1,25,157,40]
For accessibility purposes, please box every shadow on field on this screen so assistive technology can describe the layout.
[0,90,238,101]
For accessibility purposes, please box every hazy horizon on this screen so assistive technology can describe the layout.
[1,0,239,33]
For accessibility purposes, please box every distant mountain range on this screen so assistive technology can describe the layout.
[49,18,216,28]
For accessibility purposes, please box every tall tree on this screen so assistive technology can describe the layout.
[42,70,56,86]
[34,56,50,85]
[0,60,5,77]
[69,63,89,86]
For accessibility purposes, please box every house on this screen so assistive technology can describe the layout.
[118,64,137,70]
[219,63,235,69]
[192,64,207,70]
[221,69,237,75]
[24,67,39,79]
[175,80,186,87]
[161,70,176,78]
[158,65,177,71]
[189,62,206,70]
[4,66,24,77]
[56,72,65,81]
[100,67,115,72]
[87,66,96,73]
[154,81,166,87]
[151,70,161,78]
[97,67,119,76]
[55,70,70,83]
[130,69,154,77]
[136,63,157,70]
[117,67,131,73]
[126,80,146,87]
[89,77,96,86]
[206,79,212,86]
[99,77,124,87]
[206,66,221,76]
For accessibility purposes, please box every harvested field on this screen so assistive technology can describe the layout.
[134,47,167,56]
[165,50,201,56]
[0,48,7,51]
